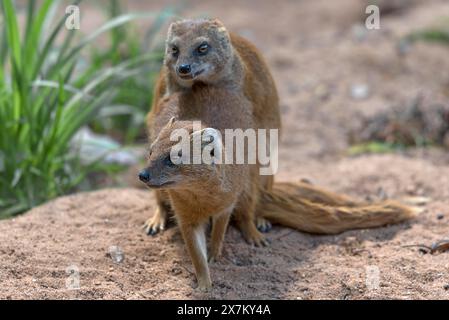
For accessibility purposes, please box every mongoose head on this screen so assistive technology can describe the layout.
[139,118,223,190]
[164,19,233,87]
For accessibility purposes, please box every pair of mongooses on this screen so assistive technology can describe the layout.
[139,19,416,291]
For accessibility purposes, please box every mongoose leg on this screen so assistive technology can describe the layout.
[256,167,274,233]
[209,209,232,262]
[234,186,269,247]
[178,221,212,291]
[143,190,170,236]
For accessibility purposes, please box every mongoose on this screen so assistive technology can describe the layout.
[140,119,416,291]
[144,18,280,246]
[139,19,416,290]
[144,86,267,247]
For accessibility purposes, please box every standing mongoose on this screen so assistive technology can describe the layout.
[140,118,416,291]
[140,19,416,291]
[144,18,280,246]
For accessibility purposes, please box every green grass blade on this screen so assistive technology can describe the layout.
[55,12,157,71]
[23,0,54,79]
[32,0,82,80]
[1,0,22,70]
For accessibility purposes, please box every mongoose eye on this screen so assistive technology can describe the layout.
[164,155,176,167]
[197,43,209,55]
[171,46,179,56]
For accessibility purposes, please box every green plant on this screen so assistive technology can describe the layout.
[347,141,404,156]
[405,28,449,45]
[85,0,174,143]
[403,17,449,46]
[0,0,166,217]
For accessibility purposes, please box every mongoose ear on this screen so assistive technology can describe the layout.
[191,128,222,148]
[167,20,182,36]
[209,18,225,28]
[161,117,177,133]
[201,128,220,144]
[168,116,177,127]
[208,18,228,34]
[191,128,223,165]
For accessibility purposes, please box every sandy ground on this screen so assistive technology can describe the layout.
[1,0,449,299]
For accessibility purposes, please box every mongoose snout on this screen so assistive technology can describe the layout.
[177,64,191,75]
[138,170,150,183]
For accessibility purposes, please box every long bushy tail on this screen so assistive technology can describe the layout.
[259,182,417,234]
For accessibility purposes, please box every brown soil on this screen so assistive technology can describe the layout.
[2,0,449,299]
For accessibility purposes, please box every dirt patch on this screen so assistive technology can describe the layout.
[349,95,449,148]
[2,0,449,299]
[1,155,449,299]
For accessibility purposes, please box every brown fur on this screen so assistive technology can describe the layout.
[144,19,280,248]
[143,119,244,290]
[259,182,416,235]
[142,120,416,290]
[141,19,415,291]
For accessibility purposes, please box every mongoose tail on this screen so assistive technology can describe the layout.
[259,182,418,235]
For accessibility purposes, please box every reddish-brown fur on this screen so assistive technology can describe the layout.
[143,119,416,291]
[141,19,416,291]
[145,19,280,247]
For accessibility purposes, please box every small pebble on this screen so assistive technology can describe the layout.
[350,84,370,100]
[159,249,167,257]
[437,213,444,220]
[444,284,449,291]
[108,245,125,264]
[171,267,182,275]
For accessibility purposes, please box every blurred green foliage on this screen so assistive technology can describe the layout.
[404,17,449,46]
[348,142,404,156]
[86,0,175,143]
[406,28,449,45]
[0,0,173,217]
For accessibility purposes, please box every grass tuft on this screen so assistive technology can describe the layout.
[0,0,173,217]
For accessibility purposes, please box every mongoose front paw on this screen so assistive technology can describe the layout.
[256,217,272,233]
[143,209,166,236]
[197,279,213,292]
[208,251,221,263]
[244,229,270,247]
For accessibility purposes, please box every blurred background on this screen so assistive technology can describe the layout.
[1,0,449,218]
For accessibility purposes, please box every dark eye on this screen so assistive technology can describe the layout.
[164,155,176,167]
[171,46,179,56]
[197,43,209,55]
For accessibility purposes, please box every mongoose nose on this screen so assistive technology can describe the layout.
[138,170,150,183]
[178,64,191,75]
